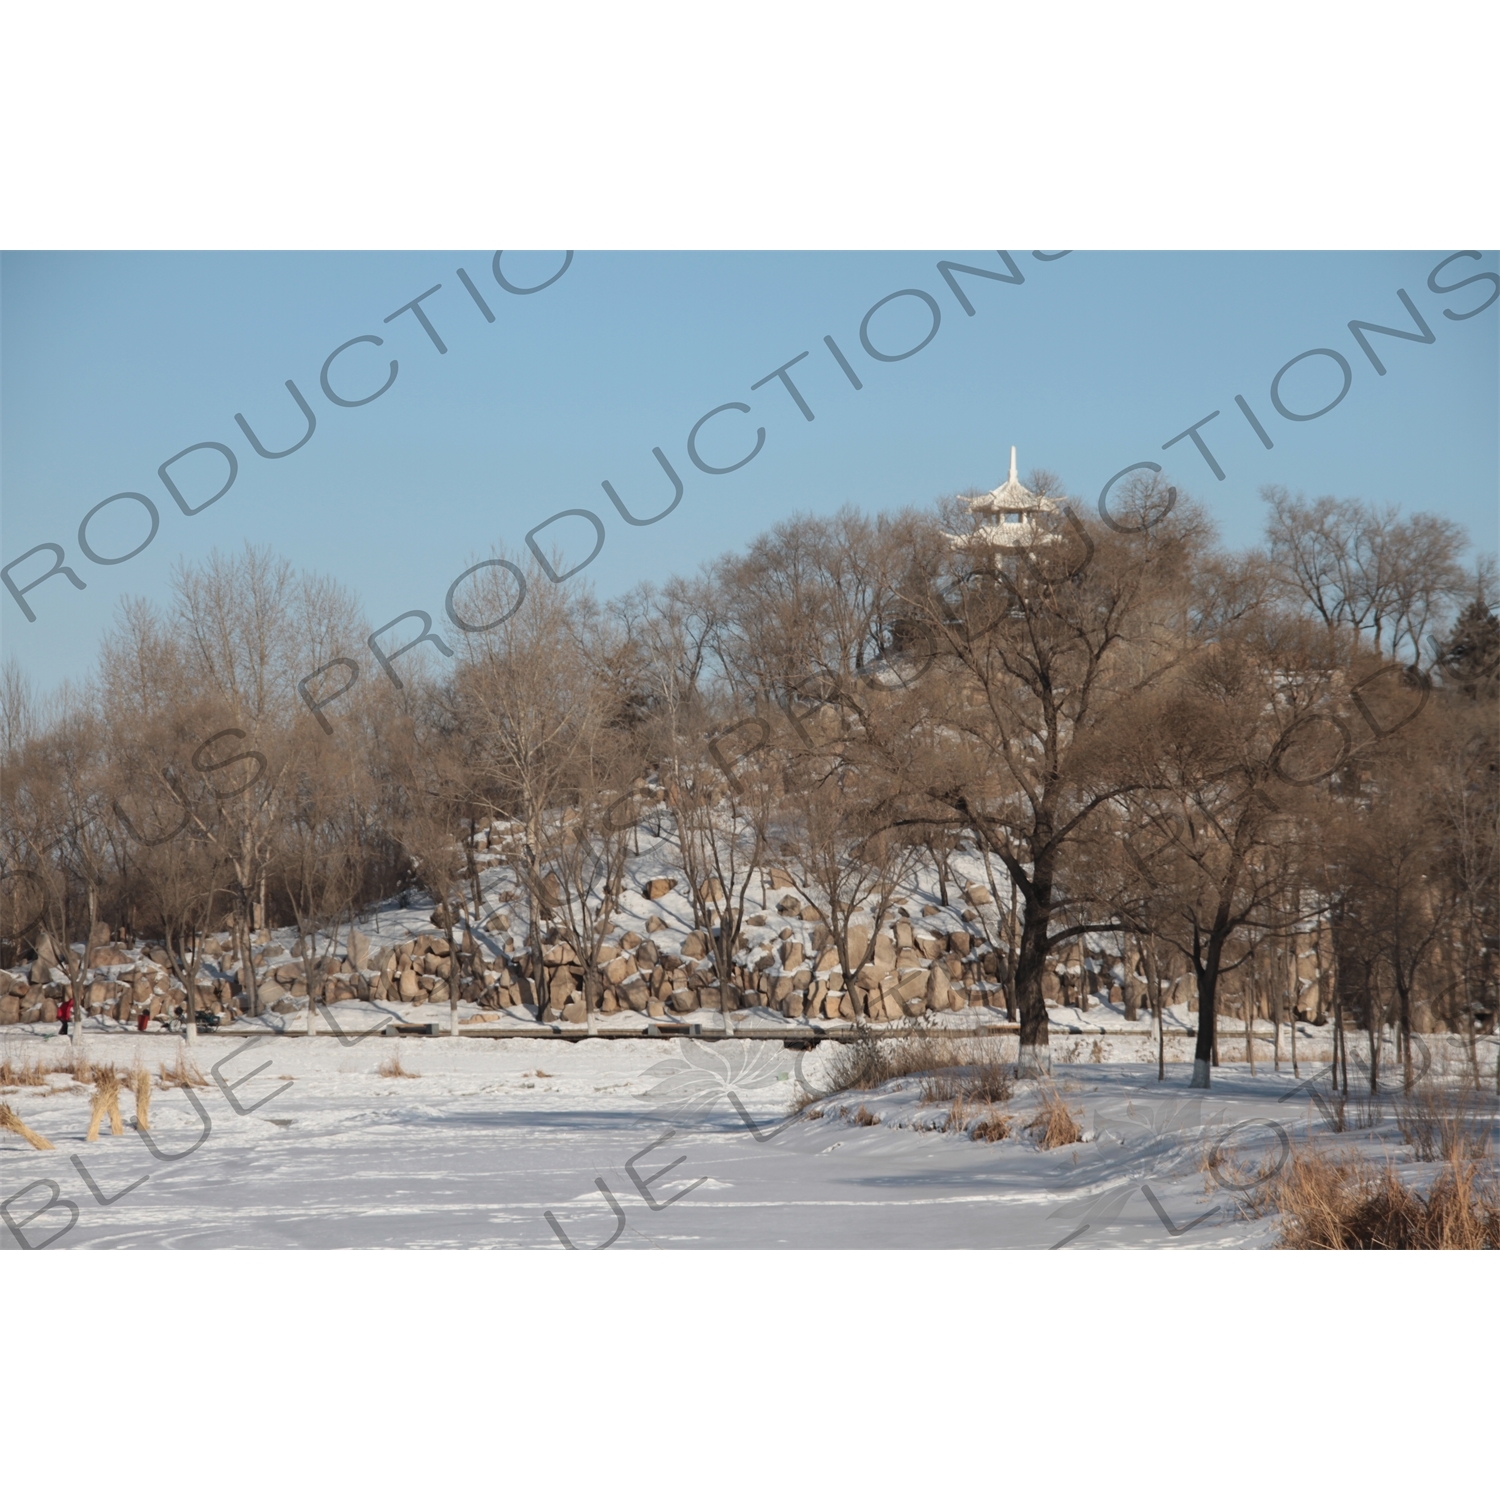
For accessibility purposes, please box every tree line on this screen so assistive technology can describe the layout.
[2,472,1495,1084]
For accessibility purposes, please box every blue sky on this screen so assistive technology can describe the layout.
[2,250,1496,694]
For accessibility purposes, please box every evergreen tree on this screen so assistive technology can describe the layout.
[1438,599,1500,698]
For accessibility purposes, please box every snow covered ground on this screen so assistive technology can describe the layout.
[5,1024,1493,1250]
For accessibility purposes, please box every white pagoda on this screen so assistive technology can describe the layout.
[949,446,1062,554]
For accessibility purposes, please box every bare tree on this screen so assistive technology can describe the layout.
[773,765,916,1009]
[887,475,1211,1074]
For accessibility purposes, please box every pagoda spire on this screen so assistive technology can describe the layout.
[1009,445,1018,484]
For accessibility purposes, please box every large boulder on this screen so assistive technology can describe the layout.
[926,965,951,1011]
[915,932,945,960]
[847,925,873,969]
[643,878,677,900]
[896,969,929,1005]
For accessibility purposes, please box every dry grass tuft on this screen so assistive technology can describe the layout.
[851,1104,880,1127]
[86,1074,125,1141]
[159,1045,208,1090]
[74,1057,126,1087]
[942,1096,1013,1141]
[0,1102,55,1150]
[0,1056,50,1088]
[1393,1085,1494,1163]
[819,1019,1016,1107]
[377,1048,419,1079]
[971,1109,1013,1143]
[1027,1088,1083,1150]
[1262,1146,1500,1249]
[921,1055,1013,1107]
[128,1066,152,1131]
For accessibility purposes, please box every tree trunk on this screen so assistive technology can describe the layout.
[466,818,484,918]
[1190,923,1230,1089]
[1267,954,1280,1073]
[1335,988,1348,1098]
[1013,886,1053,1076]
[1144,940,1164,1082]
[1244,983,1255,1076]
[240,916,261,1018]
[524,841,547,1019]
[304,924,317,1038]
[1395,971,1414,1094]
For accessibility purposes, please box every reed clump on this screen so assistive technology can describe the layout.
[377,1049,419,1079]
[86,1074,125,1141]
[1392,1085,1494,1163]
[0,1102,55,1150]
[129,1065,152,1131]
[1027,1088,1083,1150]
[1260,1147,1500,1249]
[0,1056,50,1088]
[159,1045,207,1090]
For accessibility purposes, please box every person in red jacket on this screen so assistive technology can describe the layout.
[136,1008,150,1032]
[57,994,74,1036]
